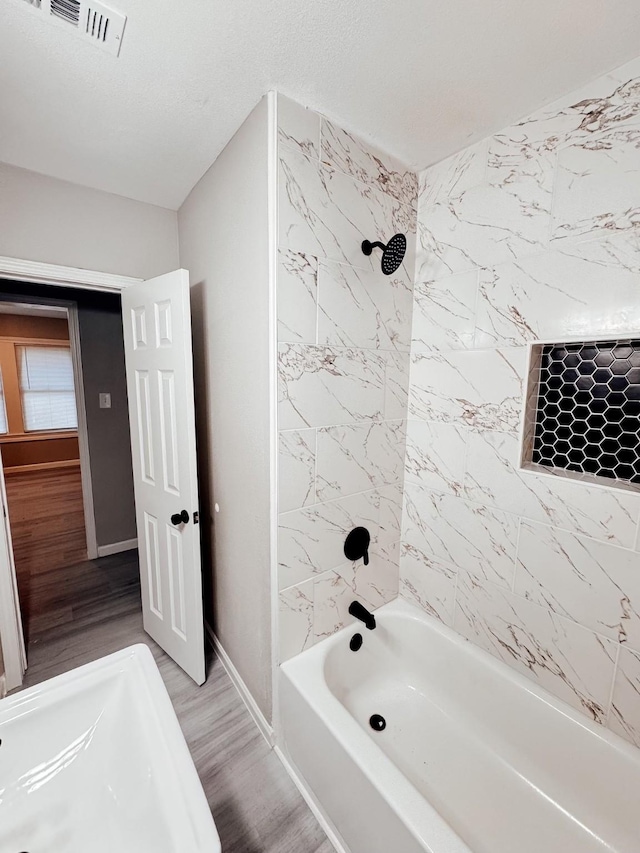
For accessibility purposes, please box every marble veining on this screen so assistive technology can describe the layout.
[405,419,466,495]
[278,488,382,589]
[609,646,640,747]
[279,146,415,275]
[418,139,488,209]
[377,482,404,545]
[552,130,640,243]
[313,549,399,642]
[415,182,551,282]
[279,579,314,662]
[315,420,405,503]
[321,118,418,209]
[317,258,413,351]
[475,235,640,348]
[402,483,519,589]
[279,547,399,659]
[399,543,457,626]
[515,520,640,650]
[312,568,354,641]
[408,348,526,432]
[463,430,640,547]
[454,571,617,723]
[277,93,321,159]
[412,270,478,352]
[383,351,410,420]
[278,428,316,513]
[277,249,318,344]
[278,343,386,429]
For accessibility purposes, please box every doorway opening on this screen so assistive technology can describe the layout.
[0,266,205,691]
[0,281,141,655]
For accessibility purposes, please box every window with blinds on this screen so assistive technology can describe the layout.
[18,345,78,432]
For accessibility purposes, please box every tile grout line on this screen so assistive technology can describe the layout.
[604,641,622,728]
[511,516,524,593]
[406,477,640,552]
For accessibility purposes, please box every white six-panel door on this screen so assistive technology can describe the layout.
[122,269,205,685]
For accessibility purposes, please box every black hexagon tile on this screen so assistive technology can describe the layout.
[532,340,640,483]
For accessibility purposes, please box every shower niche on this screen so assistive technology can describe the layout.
[521,338,640,489]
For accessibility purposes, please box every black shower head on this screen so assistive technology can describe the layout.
[361,233,407,275]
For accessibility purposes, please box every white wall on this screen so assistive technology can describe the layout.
[178,96,274,720]
[0,162,179,278]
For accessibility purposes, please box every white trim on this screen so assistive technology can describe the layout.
[67,304,99,560]
[97,537,138,557]
[0,256,143,690]
[266,90,280,734]
[205,622,274,747]
[0,673,6,699]
[0,447,26,692]
[274,745,348,853]
[0,256,141,292]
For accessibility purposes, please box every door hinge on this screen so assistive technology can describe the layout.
[193,511,199,524]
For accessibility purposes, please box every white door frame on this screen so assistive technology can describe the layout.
[0,255,141,689]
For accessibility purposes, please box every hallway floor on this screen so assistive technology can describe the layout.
[6,462,88,641]
[14,551,334,853]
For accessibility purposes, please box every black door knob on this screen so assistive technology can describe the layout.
[171,510,190,525]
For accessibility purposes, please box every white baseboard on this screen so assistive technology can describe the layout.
[203,624,342,851]
[274,745,349,853]
[97,538,138,557]
[204,622,274,747]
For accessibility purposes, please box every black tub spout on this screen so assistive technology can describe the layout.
[349,600,376,630]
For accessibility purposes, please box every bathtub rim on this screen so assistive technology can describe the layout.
[281,601,474,853]
[281,597,640,853]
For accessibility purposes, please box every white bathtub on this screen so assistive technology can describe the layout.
[280,598,640,853]
[0,645,221,853]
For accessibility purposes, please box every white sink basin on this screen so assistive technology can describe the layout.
[0,644,221,853]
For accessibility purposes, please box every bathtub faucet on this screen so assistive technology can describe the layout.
[349,601,376,630]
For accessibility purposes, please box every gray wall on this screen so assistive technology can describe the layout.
[0,162,179,279]
[78,302,137,547]
[178,96,274,721]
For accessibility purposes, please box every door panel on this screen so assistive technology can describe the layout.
[122,270,205,685]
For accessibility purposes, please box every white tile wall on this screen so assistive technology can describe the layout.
[276,94,416,661]
[403,55,640,748]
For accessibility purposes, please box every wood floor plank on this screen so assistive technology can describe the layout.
[12,551,335,853]
[5,465,87,640]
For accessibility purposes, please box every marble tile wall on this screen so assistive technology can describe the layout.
[276,94,417,662]
[402,55,640,747]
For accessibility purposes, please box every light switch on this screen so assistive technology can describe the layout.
[99,393,112,409]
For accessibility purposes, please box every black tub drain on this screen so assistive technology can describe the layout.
[369,714,386,731]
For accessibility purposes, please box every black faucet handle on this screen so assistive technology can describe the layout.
[344,526,370,564]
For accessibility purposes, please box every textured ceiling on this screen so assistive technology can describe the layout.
[2,0,640,209]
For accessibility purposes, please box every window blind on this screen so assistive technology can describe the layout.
[18,345,78,432]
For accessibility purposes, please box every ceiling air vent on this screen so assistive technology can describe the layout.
[14,0,126,56]
[51,0,80,25]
